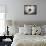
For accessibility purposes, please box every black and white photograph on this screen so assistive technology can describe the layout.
[24,5,37,15]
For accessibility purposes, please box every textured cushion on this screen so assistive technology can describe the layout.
[42,25,46,33]
[42,25,46,35]
[32,26,41,35]
[8,26,19,36]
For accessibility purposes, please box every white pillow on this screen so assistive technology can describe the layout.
[19,27,25,34]
[24,24,32,29]
[32,26,41,35]
[24,27,32,35]
[19,27,32,35]
[24,24,32,35]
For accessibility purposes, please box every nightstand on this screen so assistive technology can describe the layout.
[3,41,12,46]
[0,36,13,46]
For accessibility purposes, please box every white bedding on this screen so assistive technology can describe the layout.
[11,33,46,46]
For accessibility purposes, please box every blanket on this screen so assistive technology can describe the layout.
[11,33,46,46]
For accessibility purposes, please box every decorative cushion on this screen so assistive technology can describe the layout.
[32,26,41,35]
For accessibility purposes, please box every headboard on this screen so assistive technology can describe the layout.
[6,20,46,27]
[14,21,46,27]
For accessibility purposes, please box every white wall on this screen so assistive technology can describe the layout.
[0,0,46,22]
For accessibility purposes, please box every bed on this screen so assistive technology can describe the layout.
[11,21,46,46]
[11,33,46,46]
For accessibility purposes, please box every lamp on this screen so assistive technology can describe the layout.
[5,20,12,36]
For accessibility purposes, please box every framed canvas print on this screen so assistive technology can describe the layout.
[24,5,37,15]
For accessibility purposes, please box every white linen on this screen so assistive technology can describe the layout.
[11,33,46,46]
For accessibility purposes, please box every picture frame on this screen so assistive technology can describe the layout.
[24,5,37,15]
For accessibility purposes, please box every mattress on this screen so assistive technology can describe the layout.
[11,33,46,46]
